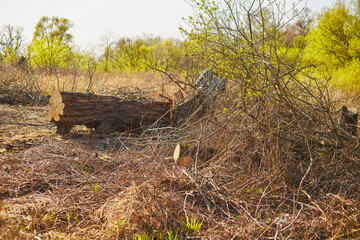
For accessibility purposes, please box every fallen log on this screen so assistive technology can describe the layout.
[48,71,225,134]
[48,90,172,134]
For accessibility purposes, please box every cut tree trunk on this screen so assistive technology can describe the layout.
[48,90,172,134]
[48,70,225,134]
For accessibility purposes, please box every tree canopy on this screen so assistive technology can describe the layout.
[28,16,74,70]
[305,0,360,88]
[32,16,73,43]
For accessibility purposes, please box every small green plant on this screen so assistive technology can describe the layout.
[112,219,125,235]
[66,210,80,227]
[243,186,263,193]
[0,148,7,154]
[167,227,179,240]
[1,202,9,210]
[41,209,56,224]
[136,232,153,240]
[90,182,100,194]
[182,217,203,234]
[234,213,242,219]
[73,162,89,172]
[52,229,64,240]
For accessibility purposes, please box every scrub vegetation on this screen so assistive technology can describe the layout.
[1,0,360,239]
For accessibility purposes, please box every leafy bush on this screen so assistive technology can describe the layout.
[333,58,360,90]
[28,36,72,69]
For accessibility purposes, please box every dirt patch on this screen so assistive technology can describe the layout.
[0,104,52,151]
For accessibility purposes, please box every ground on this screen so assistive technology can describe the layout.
[0,102,185,239]
[1,98,360,239]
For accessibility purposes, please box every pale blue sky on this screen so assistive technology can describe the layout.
[0,0,350,50]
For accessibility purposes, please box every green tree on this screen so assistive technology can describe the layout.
[148,38,188,72]
[112,37,150,71]
[28,36,72,69]
[305,0,360,87]
[96,35,189,73]
[33,16,73,43]
[307,1,360,66]
[0,24,24,64]
[29,16,74,69]
[306,2,352,67]
[181,0,303,93]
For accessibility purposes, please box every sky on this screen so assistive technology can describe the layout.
[0,0,352,50]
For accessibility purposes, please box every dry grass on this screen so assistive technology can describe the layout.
[0,105,203,239]
[40,70,179,97]
[0,65,181,104]
[1,66,360,239]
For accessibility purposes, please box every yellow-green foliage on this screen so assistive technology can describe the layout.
[333,58,360,90]
[303,0,360,88]
[98,37,188,73]
[11,0,360,92]
[33,16,73,43]
[181,0,294,85]
[305,2,351,68]
[277,36,306,68]
[28,36,72,69]
[182,217,203,234]
[1,48,19,64]
[1,17,190,75]
[0,25,24,64]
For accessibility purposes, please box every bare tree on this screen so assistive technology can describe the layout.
[0,24,24,63]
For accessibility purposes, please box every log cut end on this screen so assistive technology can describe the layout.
[48,89,65,122]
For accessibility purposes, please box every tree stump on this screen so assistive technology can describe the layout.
[171,93,208,126]
[340,106,358,136]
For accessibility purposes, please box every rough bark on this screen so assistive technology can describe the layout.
[48,90,172,134]
[171,93,208,126]
[340,106,358,136]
